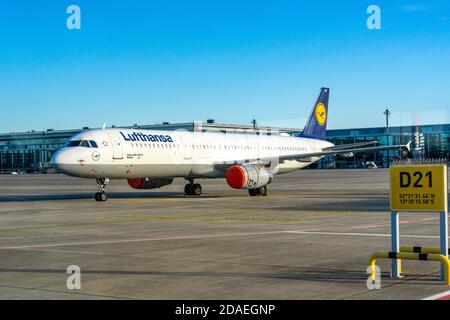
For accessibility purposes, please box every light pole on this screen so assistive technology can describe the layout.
[251,119,257,131]
[384,109,390,167]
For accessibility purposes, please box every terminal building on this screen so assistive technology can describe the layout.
[0,121,448,173]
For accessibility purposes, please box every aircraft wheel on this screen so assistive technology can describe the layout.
[248,187,267,196]
[95,192,108,201]
[184,184,193,196]
[260,186,268,196]
[191,183,202,196]
[185,183,202,196]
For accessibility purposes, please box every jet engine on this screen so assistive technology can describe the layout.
[225,165,273,189]
[127,177,173,189]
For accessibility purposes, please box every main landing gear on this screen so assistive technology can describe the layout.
[95,178,109,201]
[184,178,202,196]
[248,186,268,197]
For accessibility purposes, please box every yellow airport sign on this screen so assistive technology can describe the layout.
[390,164,448,212]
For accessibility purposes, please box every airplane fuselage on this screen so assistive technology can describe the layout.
[51,128,333,180]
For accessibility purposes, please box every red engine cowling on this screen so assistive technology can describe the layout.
[127,177,173,189]
[226,165,273,189]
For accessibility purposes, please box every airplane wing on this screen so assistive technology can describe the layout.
[322,140,379,151]
[280,141,411,161]
[213,141,411,169]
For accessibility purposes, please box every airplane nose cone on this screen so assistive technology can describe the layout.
[50,148,88,177]
[50,150,63,171]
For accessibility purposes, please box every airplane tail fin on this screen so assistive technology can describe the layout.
[300,87,329,140]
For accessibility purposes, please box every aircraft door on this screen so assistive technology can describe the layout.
[182,133,192,161]
[108,133,123,160]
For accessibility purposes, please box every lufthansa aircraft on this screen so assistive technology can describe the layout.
[51,88,410,201]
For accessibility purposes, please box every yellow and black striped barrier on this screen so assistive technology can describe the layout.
[368,251,450,285]
[400,246,450,255]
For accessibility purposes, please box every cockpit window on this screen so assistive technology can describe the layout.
[80,140,90,148]
[66,140,98,148]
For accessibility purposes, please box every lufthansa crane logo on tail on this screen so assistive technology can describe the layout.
[315,103,327,126]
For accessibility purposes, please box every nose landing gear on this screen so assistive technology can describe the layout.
[95,178,109,201]
[184,178,202,196]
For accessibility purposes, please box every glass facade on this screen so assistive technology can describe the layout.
[0,130,80,173]
[319,123,450,169]
[0,123,448,173]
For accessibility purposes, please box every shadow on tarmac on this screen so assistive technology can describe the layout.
[0,192,221,202]
[0,267,442,285]
[0,267,377,284]
[0,193,393,212]
[276,198,390,212]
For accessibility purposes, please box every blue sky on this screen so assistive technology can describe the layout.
[0,0,449,132]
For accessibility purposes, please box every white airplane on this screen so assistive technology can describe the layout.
[51,88,411,201]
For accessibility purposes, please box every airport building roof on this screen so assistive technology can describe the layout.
[1,122,448,140]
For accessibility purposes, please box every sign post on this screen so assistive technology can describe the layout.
[390,164,448,280]
[440,211,448,280]
[390,211,401,278]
